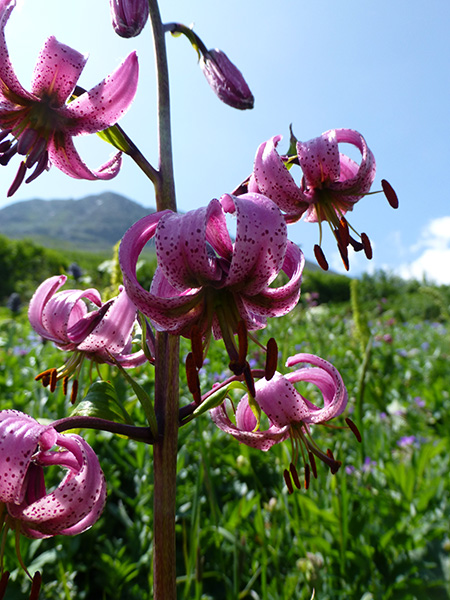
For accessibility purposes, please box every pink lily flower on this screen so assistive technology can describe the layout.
[210,353,349,490]
[120,193,304,368]
[28,275,148,399]
[0,410,106,539]
[250,129,378,270]
[0,0,139,196]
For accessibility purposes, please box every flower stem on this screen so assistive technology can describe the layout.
[148,1,179,598]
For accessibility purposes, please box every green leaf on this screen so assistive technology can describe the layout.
[96,125,131,154]
[70,381,133,424]
[183,381,249,423]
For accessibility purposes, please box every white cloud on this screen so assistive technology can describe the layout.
[399,217,450,284]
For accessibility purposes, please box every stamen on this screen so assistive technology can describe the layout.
[185,352,201,404]
[304,463,310,490]
[283,468,294,494]
[289,462,301,489]
[62,376,69,396]
[381,179,399,209]
[326,449,342,474]
[336,235,349,271]
[35,368,56,387]
[17,129,39,156]
[264,337,278,380]
[190,325,204,369]
[25,150,49,184]
[49,368,57,393]
[360,233,372,260]
[348,236,364,252]
[308,451,318,479]
[339,217,350,247]
[0,141,11,153]
[0,571,10,600]
[29,571,42,600]
[25,137,47,168]
[314,244,329,271]
[0,142,17,166]
[7,161,27,197]
[345,417,362,442]
[70,379,79,404]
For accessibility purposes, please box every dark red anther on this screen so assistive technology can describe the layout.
[237,320,248,367]
[360,233,373,260]
[337,239,349,271]
[35,369,52,387]
[339,217,350,247]
[7,160,27,197]
[62,376,69,396]
[283,468,294,494]
[349,236,364,252]
[381,179,399,209]
[326,448,335,461]
[304,463,311,490]
[308,451,318,479]
[289,462,301,489]
[29,571,42,600]
[243,363,256,398]
[190,325,204,369]
[265,337,278,380]
[70,379,79,405]
[185,352,202,404]
[0,571,10,600]
[49,368,57,393]
[345,417,362,442]
[314,244,329,271]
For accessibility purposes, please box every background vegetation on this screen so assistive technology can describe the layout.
[1,237,449,599]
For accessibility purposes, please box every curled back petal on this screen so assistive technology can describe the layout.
[297,129,340,187]
[0,410,53,504]
[221,193,288,294]
[41,287,102,348]
[285,353,348,421]
[30,36,87,107]
[77,288,138,355]
[48,133,122,180]
[253,136,309,215]
[155,201,224,290]
[9,433,106,538]
[28,275,68,342]
[120,212,205,333]
[331,128,376,196]
[241,241,304,318]
[0,0,35,102]
[63,51,139,135]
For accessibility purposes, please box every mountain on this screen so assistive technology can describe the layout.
[0,192,154,251]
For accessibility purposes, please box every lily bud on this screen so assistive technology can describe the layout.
[110,0,149,38]
[200,49,254,110]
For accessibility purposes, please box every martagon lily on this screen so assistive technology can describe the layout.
[0,0,139,196]
[120,193,304,371]
[0,410,106,540]
[210,353,349,491]
[249,129,394,270]
[28,275,148,400]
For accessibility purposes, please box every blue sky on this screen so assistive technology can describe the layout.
[2,0,450,283]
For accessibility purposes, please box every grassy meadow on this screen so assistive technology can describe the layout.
[0,240,450,600]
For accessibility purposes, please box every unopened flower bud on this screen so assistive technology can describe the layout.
[200,49,254,110]
[110,0,149,38]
